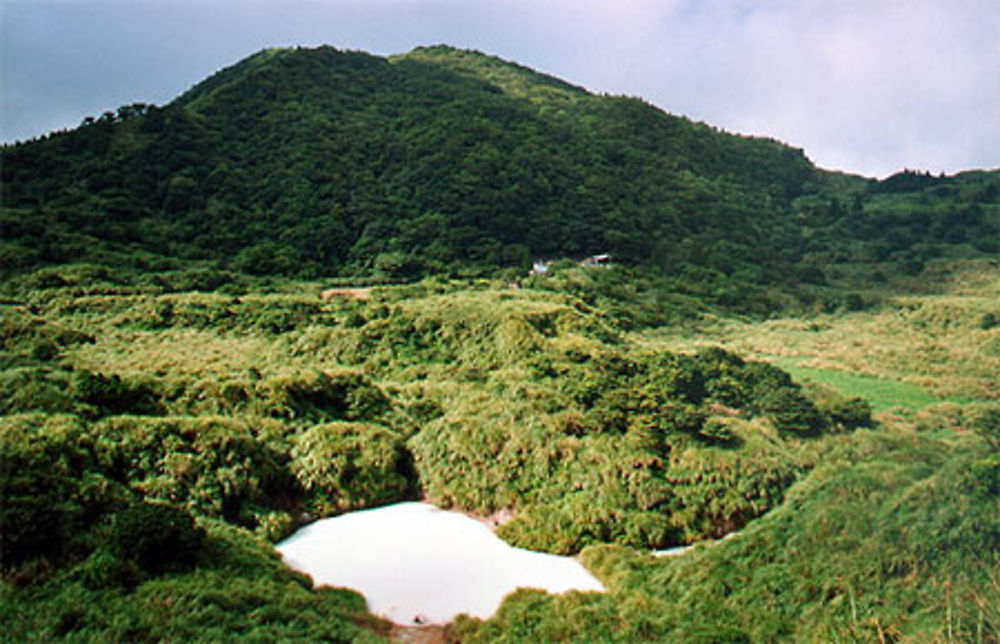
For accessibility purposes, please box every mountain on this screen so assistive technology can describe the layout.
[0,46,815,276]
[1,45,997,297]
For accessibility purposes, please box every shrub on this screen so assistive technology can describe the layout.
[825,397,873,431]
[256,370,392,423]
[755,387,826,436]
[110,501,203,575]
[91,416,293,527]
[72,370,161,417]
[0,414,114,567]
[967,403,1000,450]
[697,417,737,445]
[290,422,416,515]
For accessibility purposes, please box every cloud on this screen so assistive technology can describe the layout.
[619,0,1000,177]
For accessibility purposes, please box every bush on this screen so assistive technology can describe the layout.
[755,387,826,436]
[290,422,416,515]
[256,370,392,423]
[825,397,873,431]
[72,370,161,417]
[110,501,203,575]
[0,414,114,567]
[91,416,293,527]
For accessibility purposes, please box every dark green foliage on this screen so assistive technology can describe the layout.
[411,342,815,554]
[0,414,112,568]
[2,45,995,326]
[0,45,817,291]
[73,370,162,417]
[1,520,381,641]
[754,387,825,435]
[91,416,295,529]
[967,402,1000,451]
[793,169,1000,284]
[824,396,873,431]
[110,501,204,575]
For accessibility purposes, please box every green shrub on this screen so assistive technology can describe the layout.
[110,501,204,575]
[290,421,416,515]
[76,547,141,590]
[73,370,161,417]
[967,403,1000,450]
[0,367,75,413]
[824,396,873,431]
[91,416,293,527]
[755,387,826,436]
[256,369,392,423]
[0,414,116,567]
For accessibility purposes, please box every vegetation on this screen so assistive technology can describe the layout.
[1,44,997,640]
[3,46,996,314]
[455,423,999,642]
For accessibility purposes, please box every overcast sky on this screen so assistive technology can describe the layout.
[1,0,998,178]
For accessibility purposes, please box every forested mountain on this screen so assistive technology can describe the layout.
[3,45,997,294]
[0,45,817,281]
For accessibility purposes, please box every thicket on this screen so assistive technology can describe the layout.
[0,279,884,636]
[455,426,1000,642]
[3,263,997,640]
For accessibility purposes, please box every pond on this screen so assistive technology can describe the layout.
[276,501,604,625]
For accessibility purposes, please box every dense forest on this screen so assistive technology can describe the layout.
[3,46,996,289]
[1,45,998,641]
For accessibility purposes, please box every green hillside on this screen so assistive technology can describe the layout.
[1,45,819,284]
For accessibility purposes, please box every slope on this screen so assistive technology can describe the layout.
[1,45,816,284]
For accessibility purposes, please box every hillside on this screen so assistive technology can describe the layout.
[0,45,820,283]
[2,272,997,640]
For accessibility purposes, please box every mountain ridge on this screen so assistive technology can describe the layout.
[1,45,996,302]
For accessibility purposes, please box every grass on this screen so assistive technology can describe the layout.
[767,357,966,413]
[640,260,1000,406]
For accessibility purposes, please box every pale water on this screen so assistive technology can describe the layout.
[276,501,605,625]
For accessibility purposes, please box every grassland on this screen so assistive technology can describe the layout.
[641,258,1000,411]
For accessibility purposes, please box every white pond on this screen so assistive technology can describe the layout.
[276,501,604,625]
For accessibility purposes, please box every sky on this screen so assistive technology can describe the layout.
[1,0,998,179]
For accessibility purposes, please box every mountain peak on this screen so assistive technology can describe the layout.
[396,44,588,100]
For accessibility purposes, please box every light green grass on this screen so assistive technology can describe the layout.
[767,357,967,413]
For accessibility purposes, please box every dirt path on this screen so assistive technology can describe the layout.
[389,624,452,644]
[320,287,372,300]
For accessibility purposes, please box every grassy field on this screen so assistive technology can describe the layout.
[767,358,967,413]
[640,259,1000,412]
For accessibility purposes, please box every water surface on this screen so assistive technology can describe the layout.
[276,501,604,625]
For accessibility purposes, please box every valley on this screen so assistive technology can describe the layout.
[1,44,997,641]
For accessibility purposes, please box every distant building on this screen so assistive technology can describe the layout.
[581,253,611,267]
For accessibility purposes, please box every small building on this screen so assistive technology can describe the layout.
[581,253,612,267]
